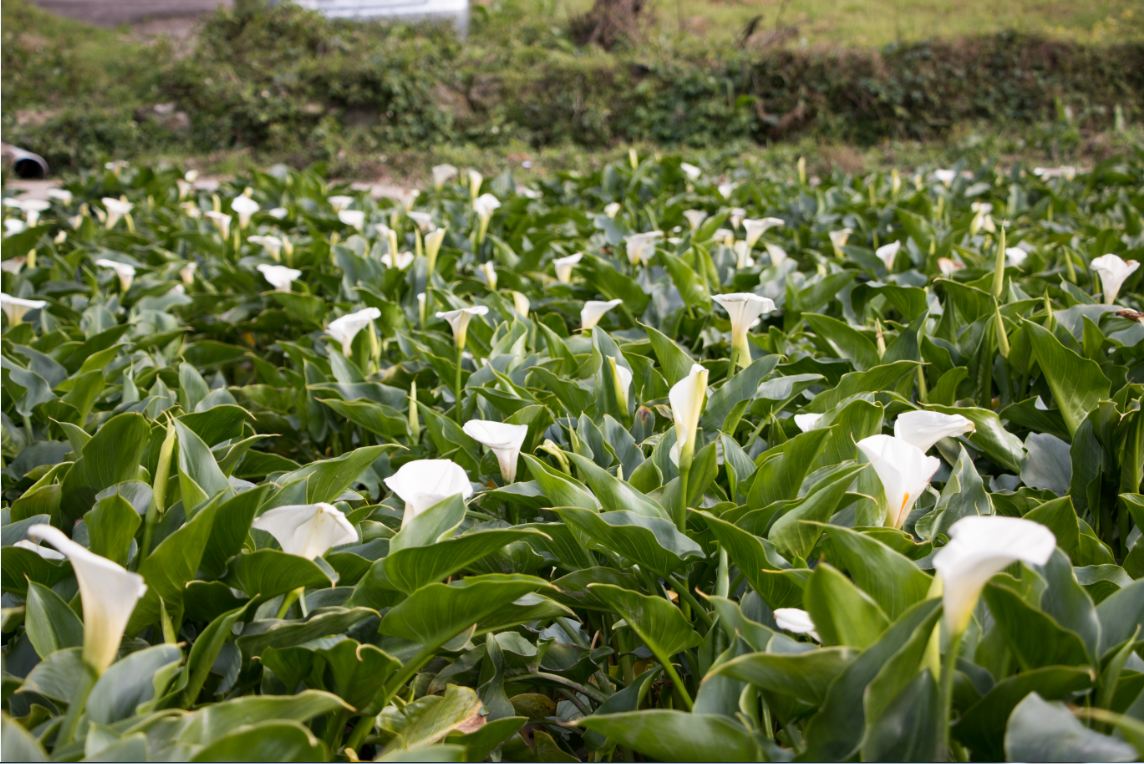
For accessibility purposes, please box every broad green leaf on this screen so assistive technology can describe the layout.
[804,563,889,650]
[577,711,759,762]
[712,647,854,704]
[556,507,702,576]
[190,721,325,762]
[1005,693,1136,762]
[1024,321,1111,436]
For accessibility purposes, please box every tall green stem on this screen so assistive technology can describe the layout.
[938,630,963,761]
[453,345,463,424]
[675,462,690,532]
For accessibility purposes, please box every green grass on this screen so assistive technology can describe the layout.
[529,0,1143,47]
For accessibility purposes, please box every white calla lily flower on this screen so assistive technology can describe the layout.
[683,210,707,231]
[437,305,489,349]
[669,363,709,468]
[47,188,73,205]
[554,253,583,284]
[327,195,354,212]
[468,169,484,198]
[463,420,528,483]
[603,202,621,219]
[512,291,530,318]
[252,502,358,560]
[230,195,259,228]
[712,293,776,368]
[257,263,302,292]
[14,538,66,560]
[718,181,736,200]
[894,411,975,453]
[1005,246,1029,268]
[385,459,474,525]
[407,211,433,232]
[5,198,50,226]
[774,607,820,641]
[765,243,789,267]
[101,197,133,230]
[743,217,784,249]
[1,293,47,324]
[479,261,497,290]
[680,162,702,180]
[733,241,754,269]
[424,227,447,272]
[5,219,27,237]
[934,169,957,187]
[249,235,285,261]
[384,251,415,270]
[327,307,381,355]
[606,355,633,411]
[95,259,136,291]
[179,262,197,286]
[937,257,964,276]
[857,434,941,528]
[1090,254,1140,305]
[581,298,622,331]
[624,231,663,266]
[876,240,902,271]
[793,413,824,432]
[473,193,500,220]
[432,164,458,188]
[713,228,734,247]
[205,210,232,239]
[26,525,147,674]
[728,208,746,229]
[338,209,365,231]
[829,228,852,257]
[933,516,1056,635]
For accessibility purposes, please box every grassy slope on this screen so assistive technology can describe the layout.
[2,0,1142,182]
[542,0,1142,47]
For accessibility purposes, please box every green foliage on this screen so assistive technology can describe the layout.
[1,152,1142,762]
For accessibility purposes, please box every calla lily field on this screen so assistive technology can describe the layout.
[1,154,1143,762]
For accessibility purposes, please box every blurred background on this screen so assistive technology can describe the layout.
[3,0,1142,182]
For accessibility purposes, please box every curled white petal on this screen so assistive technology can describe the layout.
[624,231,663,266]
[680,162,702,180]
[742,217,784,249]
[713,292,775,367]
[603,202,622,219]
[554,253,583,284]
[774,607,820,641]
[683,210,707,232]
[793,413,823,432]
[1090,254,1140,305]
[95,259,136,291]
[934,516,1055,634]
[473,193,501,222]
[894,410,975,453]
[27,525,147,673]
[463,420,528,483]
[856,434,940,528]
[669,363,708,466]
[101,197,133,229]
[205,210,232,239]
[1,293,48,323]
[829,228,852,251]
[328,195,355,212]
[230,195,260,228]
[437,305,489,348]
[876,241,902,271]
[252,502,358,560]
[432,164,458,188]
[249,235,284,260]
[581,299,622,331]
[384,459,473,525]
[338,209,366,231]
[257,263,302,292]
[327,307,381,355]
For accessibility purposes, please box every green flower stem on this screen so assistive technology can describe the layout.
[675,461,690,532]
[453,345,464,424]
[938,630,964,762]
[59,666,97,747]
[276,586,306,619]
[669,574,712,630]
[716,546,730,598]
[140,421,177,566]
[661,657,694,711]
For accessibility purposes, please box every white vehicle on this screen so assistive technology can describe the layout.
[287,0,469,35]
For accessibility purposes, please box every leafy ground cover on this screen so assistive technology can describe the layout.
[2,153,1143,761]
